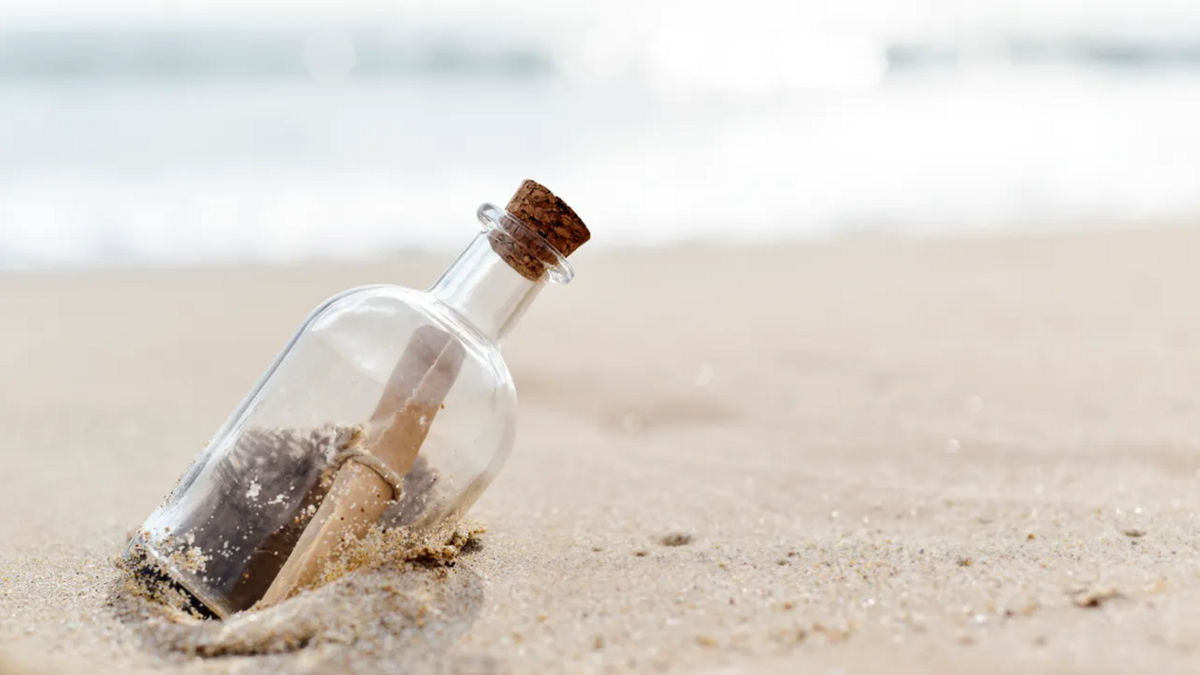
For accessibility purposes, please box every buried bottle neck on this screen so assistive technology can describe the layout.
[429,204,573,343]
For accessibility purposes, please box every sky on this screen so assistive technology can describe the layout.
[1,0,1199,39]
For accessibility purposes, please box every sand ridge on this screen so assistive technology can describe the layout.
[108,522,484,670]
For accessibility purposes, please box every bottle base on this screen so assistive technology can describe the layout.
[123,535,229,620]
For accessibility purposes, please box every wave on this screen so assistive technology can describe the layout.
[6,29,1200,85]
[0,29,555,82]
[889,36,1200,71]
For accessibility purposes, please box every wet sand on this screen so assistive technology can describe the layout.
[3,227,1200,674]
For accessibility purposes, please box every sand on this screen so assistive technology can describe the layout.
[3,227,1200,674]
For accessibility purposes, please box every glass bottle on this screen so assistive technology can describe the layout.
[125,181,590,618]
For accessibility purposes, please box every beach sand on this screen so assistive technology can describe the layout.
[3,227,1200,674]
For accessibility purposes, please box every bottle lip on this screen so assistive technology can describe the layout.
[477,202,575,284]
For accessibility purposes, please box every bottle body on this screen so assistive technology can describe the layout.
[131,284,517,616]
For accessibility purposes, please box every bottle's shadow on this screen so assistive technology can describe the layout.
[108,530,489,673]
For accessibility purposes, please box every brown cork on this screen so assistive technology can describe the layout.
[492,179,590,281]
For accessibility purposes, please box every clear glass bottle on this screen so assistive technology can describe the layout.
[126,181,589,618]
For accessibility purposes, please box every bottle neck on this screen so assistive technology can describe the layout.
[429,233,545,343]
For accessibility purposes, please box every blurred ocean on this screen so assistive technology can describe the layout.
[3,17,1200,267]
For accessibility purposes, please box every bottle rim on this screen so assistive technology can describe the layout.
[476,202,575,284]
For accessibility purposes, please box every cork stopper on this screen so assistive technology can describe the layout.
[490,180,590,281]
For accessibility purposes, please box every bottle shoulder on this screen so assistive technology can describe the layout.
[309,285,515,397]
